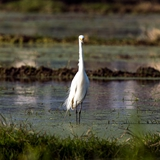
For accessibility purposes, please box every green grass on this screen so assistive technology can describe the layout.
[0,119,160,160]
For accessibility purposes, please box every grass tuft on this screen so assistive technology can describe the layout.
[0,118,160,159]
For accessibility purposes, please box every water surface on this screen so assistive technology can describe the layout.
[1,12,160,39]
[1,12,160,138]
[1,80,160,138]
[1,44,160,72]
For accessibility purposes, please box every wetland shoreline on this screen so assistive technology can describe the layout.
[0,65,160,81]
[1,34,160,46]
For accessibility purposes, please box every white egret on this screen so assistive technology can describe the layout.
[64,35,89,123]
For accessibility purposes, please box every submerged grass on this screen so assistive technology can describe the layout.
[0,119,160,160]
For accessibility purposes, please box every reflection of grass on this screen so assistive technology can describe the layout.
[0,116,160,159]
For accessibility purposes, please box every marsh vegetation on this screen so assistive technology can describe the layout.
[1,0,160,159]
[0,121,160,159]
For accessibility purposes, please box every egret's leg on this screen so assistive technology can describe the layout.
[76,107,78,124]
[79,103,82,124]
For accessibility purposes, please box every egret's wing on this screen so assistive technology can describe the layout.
[64,71,89,111]
[64,72,79,110]
[70,72,89,108]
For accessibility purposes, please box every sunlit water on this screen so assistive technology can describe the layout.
[0,80,160,138]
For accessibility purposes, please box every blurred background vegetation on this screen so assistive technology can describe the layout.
[1,0,160,14]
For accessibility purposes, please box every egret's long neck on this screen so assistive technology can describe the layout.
[78,40,84,71]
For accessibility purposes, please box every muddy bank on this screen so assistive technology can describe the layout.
[0,66,160,82]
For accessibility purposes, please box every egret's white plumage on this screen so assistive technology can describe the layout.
[64,35,89,122]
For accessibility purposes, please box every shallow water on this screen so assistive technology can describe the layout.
[1,12,160,138]
[1,12,160,39]
[1,80,160,138]
[1,12,160,72]
[1,44,160,72]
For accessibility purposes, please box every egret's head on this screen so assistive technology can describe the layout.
[79,35,84,43]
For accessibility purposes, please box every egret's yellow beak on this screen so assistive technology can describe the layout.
[80,37,84,43]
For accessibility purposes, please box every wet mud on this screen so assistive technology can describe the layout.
[0,66,160,82]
